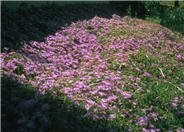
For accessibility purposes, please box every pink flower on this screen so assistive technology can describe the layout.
[86,99,95,106]
[171,103,178,109]
[99,101,108,110]
[138,116,149,126]
[142,128,149,132]
[149,124,155,128]
[142,109,147,113]
[106,95,118,102]
[149,113,158,121]
[135,67,140,71]
[20,74,26,80]
[181,83,184,88]
[62,71,71,76]
[84,104,91,111]
[176,54,182,60]
[149,105,154,111]
[150,129,156,132]
[176,128,184,132]
[120,114,126,118]
[122,92,132,99]
[143,72,152,77]
[98,92,106,96]
[109,114,116,120]
[136,77,141,81]
[89,90,98,95]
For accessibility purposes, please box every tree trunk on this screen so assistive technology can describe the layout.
[175,0,179,7]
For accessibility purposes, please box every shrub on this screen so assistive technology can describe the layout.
[123,1,161,18]
[161,7,184,25]
[142,1,161,17]
[160,7,184,34]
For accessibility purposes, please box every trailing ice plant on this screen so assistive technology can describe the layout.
[1,14,184,131]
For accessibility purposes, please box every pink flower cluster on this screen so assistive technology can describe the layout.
[1,14,184,123]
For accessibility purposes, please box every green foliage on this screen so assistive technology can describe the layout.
[142,1,161,17]
[161,7,184,25]
[143,2,184,35]
[160,7,184,34]
[125,1,184,35]
[125,1,161,18]
[15,41,26,50]
[14,64,24,75]
[127,5,132,17]
[4,53,23,62]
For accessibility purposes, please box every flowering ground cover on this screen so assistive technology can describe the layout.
[1,14,184,131]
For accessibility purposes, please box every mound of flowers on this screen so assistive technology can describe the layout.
[1,15,184,131]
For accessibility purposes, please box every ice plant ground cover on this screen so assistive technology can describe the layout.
[1,15,184,131]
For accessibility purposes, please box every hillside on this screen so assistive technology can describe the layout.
[1,14,184,131]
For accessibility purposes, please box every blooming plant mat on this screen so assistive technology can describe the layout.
[1,15,184,131]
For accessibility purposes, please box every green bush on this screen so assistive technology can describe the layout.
[160,7,184,34]
[161,7,184,25]
[124,1,161,18]
[142,1,161,17]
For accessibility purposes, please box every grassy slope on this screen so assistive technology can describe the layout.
[1,3,184,132]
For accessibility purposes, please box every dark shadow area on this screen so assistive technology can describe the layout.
[1,75,126,132]
[1,2,127,51]
[2,1,183,52]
